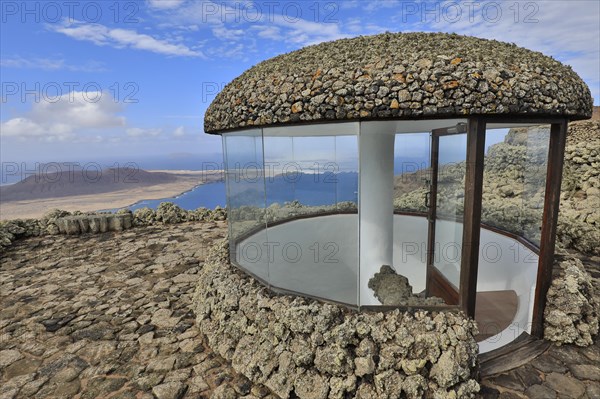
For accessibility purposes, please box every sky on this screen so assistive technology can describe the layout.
[1,0,599,169]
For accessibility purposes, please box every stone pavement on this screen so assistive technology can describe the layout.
[480,341,600,398]
[0,221,274,399]
[1,220,598,399]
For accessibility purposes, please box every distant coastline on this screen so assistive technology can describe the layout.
[104,181,227,213]
[0,169,223,220]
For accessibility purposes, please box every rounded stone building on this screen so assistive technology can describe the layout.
[197,32,592,398]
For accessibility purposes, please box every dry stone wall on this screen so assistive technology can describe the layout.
[193,240,480,399]
[0,202,227,254]
[544,253,600,346]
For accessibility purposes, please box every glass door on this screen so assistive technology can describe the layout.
[426,125,467,305]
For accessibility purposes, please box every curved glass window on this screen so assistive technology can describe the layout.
[222,121,551,314]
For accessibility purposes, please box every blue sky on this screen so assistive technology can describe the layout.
[1,0,599,166]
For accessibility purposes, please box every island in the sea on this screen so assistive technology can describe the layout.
[0,167,223,220]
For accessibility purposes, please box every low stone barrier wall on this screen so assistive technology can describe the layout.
[0,202,227,253]
[55,213,133,234]
[193,240,481,399]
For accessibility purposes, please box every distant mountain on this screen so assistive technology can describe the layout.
[0,168,181,201]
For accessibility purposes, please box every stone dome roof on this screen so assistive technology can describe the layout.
[205,32,593,134]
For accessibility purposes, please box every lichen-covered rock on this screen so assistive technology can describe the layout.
[133,207,156,226]
[544,255,599,346]
[368,265,445,306]
[0,218,46,253]
[192,240,480,399]
[156,202,188,224]
[368,265,413,305]
[54,213,133,235]
[558,120,600,254]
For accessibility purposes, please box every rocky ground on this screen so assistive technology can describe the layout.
[480,341,600,398]
[1,220,598,398]
[0,221,274,399]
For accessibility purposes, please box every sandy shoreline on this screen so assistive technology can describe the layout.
[0,170,221,221]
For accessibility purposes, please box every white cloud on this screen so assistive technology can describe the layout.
[254,25,282,40]
[172,126,185,137]
[1,118,50,137]
[126,127,163,137]
[1,91,125,141]
[345,18,388,35]
[267,15,348,45]
[48,19,203,58]
[1,56,106,72]
[170,1,349,49]
[212,25,245,41]
[363,0,402,12]
[147,0,185,9]
[206,43,246,59]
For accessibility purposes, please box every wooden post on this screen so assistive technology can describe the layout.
[426,134,439,297]
[531,120,568,337]
[459,117,486,317]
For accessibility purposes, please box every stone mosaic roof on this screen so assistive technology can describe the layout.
[205,32,592,134]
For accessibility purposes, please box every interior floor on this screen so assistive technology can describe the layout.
[475,290,519,341]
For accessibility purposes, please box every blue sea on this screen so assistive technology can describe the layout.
[115,182,227,212]
[118,172,360,212]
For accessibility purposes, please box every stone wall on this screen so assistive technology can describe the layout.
[193,239,480,399]
[55,213,133,235]
[544,253,600,346]
[558,120,600,255]
[0,202,227,254]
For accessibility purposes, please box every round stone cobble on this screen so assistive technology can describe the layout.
[0,221,276,399]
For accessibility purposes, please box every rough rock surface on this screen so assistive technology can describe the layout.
[205,32,592,133]
[368,265,445,306]
[544,253,600,346]
[0,221,277,399]
[193,240,481,399]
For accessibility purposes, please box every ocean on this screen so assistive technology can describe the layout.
[115,171,360,212]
